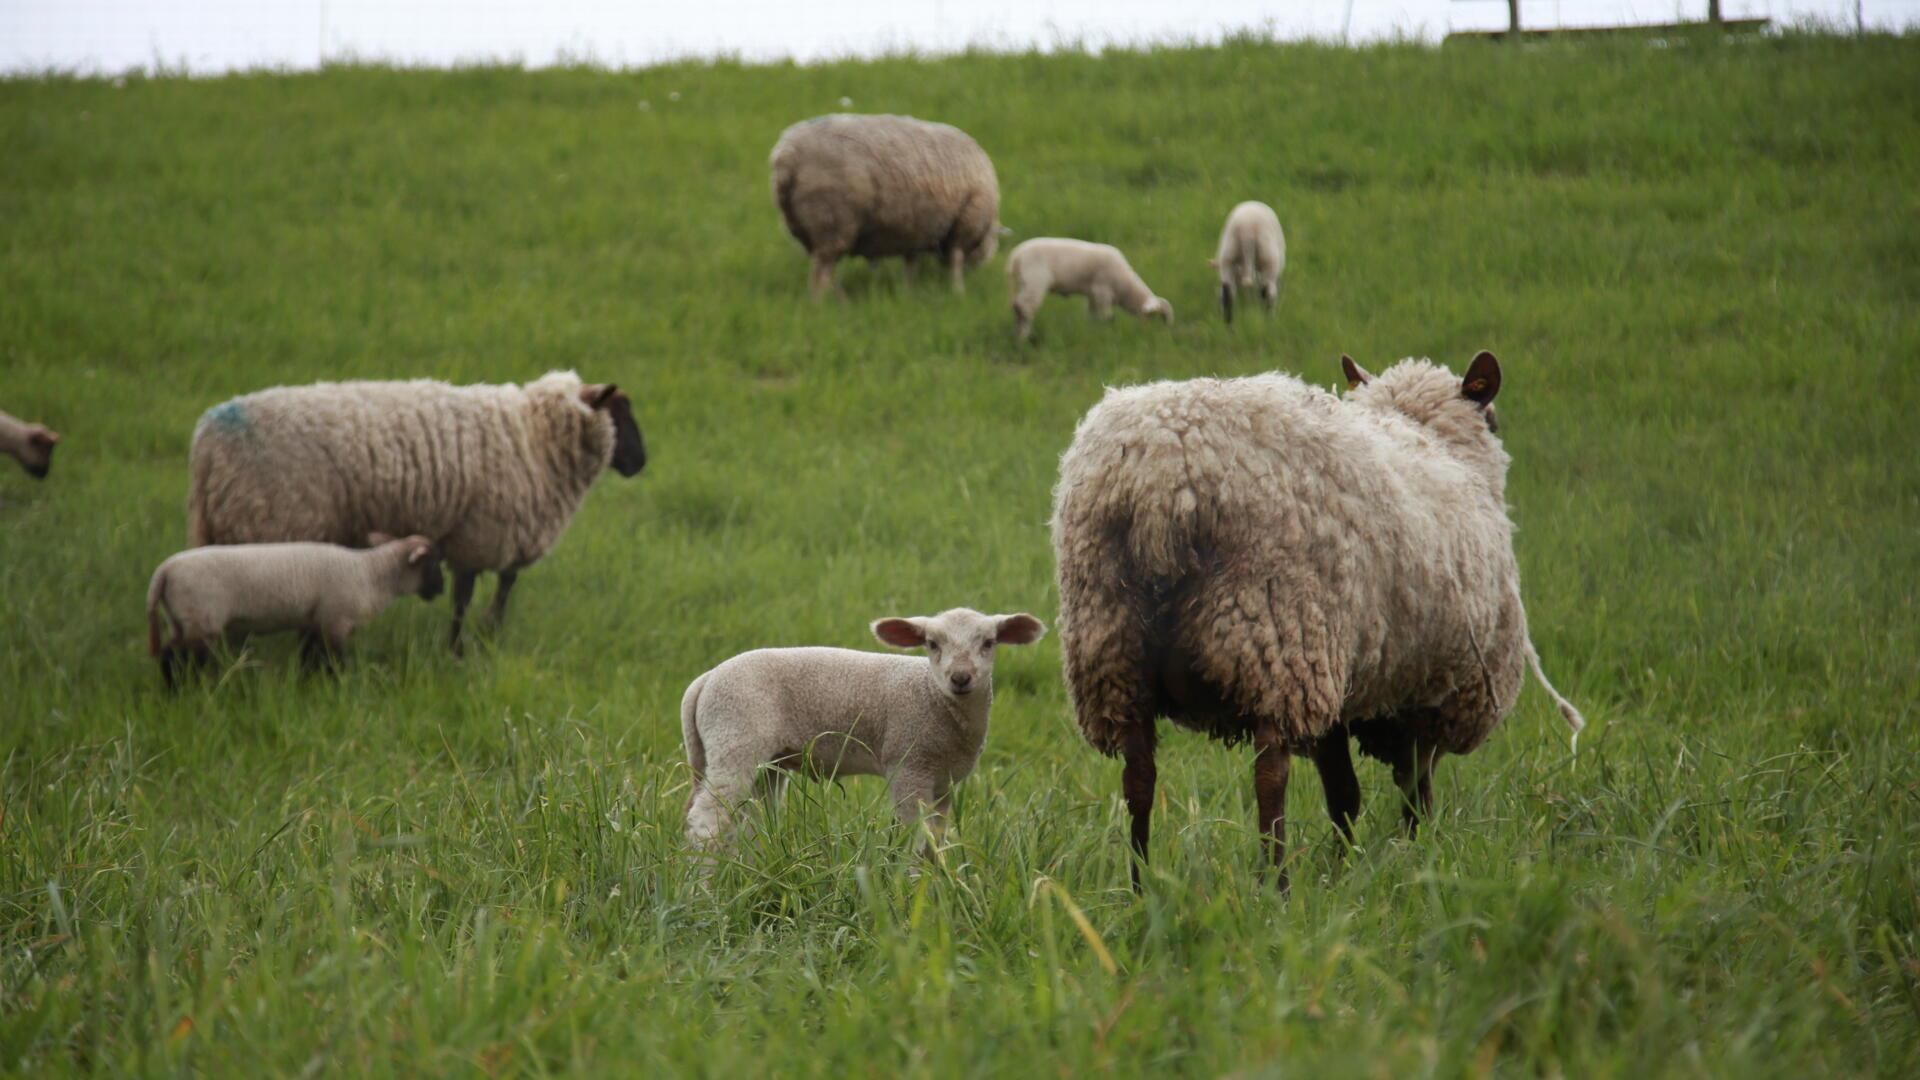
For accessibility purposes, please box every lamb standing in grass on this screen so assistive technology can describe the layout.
[770,113,1002,299]
[1051,351,1584,890]
[681,609,1047,853]
[146,533,444,688]
[0,408,60,479]
[1210,201,1285,325]
[1006,238,1172,342]
[186,371,645,652]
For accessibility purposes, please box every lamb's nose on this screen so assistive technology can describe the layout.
[951,671,974,690]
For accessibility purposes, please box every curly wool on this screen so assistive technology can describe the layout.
[187,371,615,575]
[1051,361,1542,759]
[770,113,1001,267]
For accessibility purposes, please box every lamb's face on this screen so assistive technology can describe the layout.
[872,608,1047,699]
[14,426,58,478]
[1343,352,1506,466]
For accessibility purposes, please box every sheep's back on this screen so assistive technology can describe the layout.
[771,115,998,256]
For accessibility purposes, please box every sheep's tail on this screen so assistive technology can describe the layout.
[680,672,711,780]
[146,569,171,656]
[1524,636,1585,752]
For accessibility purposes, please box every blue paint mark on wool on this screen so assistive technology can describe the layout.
[200,400,250,434]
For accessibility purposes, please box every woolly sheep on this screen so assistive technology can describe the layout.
[681,608,1047,854]
[0,408,60,479]
[1050,351,1584,890]
[1209,201,1285,325]
[770,113,1002,299]
[1006,238,1172,342]
[186,371,645,653]
[146,533,445,688]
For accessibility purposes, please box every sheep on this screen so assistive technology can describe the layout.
[1006,238,1173,342]
[1050,351,1584,891]
[146,533,445,688]
[681,608,1047,856]
[185,370,645,653]
[770,113,1002,300]
[1209,201,1285,325]
[0,408,60,479]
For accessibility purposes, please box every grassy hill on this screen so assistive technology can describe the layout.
[2,30,1917,1075]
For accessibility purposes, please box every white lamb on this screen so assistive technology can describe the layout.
[680,608,1047,854]
[1209,200,1285,325]
[146,533,445,688]
[1006,238,1172,342]
[0,408,60,479]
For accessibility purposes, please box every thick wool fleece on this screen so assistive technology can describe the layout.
[187,372,614,575]
[147,537,437,652]
[770,113,1001,287]
[1052,361,1547,758]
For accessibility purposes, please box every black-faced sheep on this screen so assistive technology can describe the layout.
[185,371,645,653]
[1050,352,1583,890]
[770,113,1002,300]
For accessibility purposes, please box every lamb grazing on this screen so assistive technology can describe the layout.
[1209,201,1285,325]
[1007,238,1173,342]
[0,408,60,479]
[186,371,645,653]
[681,609,1047,856]
[770,113,1002,299]
[146,533,444,688]
[1051,351,1584,891]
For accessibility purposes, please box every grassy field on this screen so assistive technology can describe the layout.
[3,29,1919,1076]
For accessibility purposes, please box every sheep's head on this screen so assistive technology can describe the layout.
[370,533,445,601]
[15,426,59,479]
[872,608,1047,700]
[582,384,647,478]
[1341,351,1508,476]
[1143,297,1174,324]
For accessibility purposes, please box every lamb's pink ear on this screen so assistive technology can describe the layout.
[407,543,431,566]
[995,614,1046,645]
[1341,355,1372,390]
[1462,350,1501,405]
[29,429,58,447]
[872,618,927,648]
[1206,258,1219,268]
[367,532,394,547]
[580,384,619,409]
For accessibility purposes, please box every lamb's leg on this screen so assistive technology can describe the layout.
[158,647,179,692]
[448,569,477,655]
[1089,284,1115,320]
[1219,282,1234,325]
[1260,279,1278,311]
[1253,730,1292,891]
[1013,300,1036,342]
[485,570,518,629]
[686,767,751,852]
[1121,721,1158,892]
[1310,731,1361,847]
[889,771,951,856]
[946,246,966,294]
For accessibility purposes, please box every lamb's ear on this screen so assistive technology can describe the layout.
[1341,355,1373,390]
[1462,351,1501,405]
[367,532,394,547]
[580,384,619,409]
[994,614,1046,645]
[872,617,927,649]
[1206,258,1219,269]
[28,429,58,448]
[407,543,431,566]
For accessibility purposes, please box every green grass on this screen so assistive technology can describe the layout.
[3,29,1919,1076]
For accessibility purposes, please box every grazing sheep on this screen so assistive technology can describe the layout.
[1209,201,1285,325]
[186,371,645,653]
[0,408,60,479]
[1006,238,1173,342]
[770,113,1002,299]
[146,533,444,688]
[681,609,1047,854]
[1051,351,1584,890]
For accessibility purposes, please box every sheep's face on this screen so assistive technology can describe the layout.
[1342,352,1507,470]
[14,426,58,479]
[582,384,647,478]
[1143,297,1174,324]
[873,608,1047,699]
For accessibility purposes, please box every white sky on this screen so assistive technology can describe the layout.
[1,1,1913,75]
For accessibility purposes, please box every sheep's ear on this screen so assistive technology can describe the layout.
[1341,355,1372,389]
[994,614,1046,645]
[1206,258,1219,268]
[1461,351,1501,405]
[367,532,394,547]
[872,618,927,649]
[28,429,58,448]
[407,544,431,566]
[580,384,620,409]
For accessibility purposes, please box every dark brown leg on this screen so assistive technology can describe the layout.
[1253,732,1292,891]
[1311,731,1361,847]
[1416,742,1438,820]
[1393,735,1439,837]
[1121,721,1158,893]
[448,569,477,655]
[485,570,518,628]
[159,648,178,692]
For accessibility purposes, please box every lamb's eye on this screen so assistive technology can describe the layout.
[928,642,940,652]
[981,641,994,650]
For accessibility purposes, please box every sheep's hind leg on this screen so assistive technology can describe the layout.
[1252,728,1293,891]
[1390,727,1439,837]
[1122,721,1158,892]
[1311,731,1361,847]
[946,246,966,294]
[809,253,844,302]
[1219,282,1234,325]
[485,570,518,631]
[448,569,477,656]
